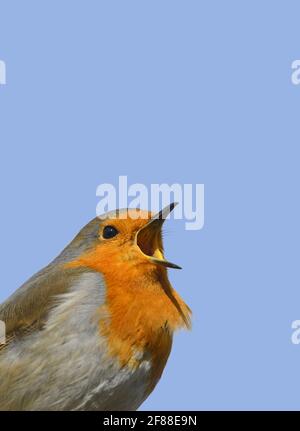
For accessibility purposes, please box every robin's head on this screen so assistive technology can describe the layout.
[64,203,191,344]
[63,203,181,276]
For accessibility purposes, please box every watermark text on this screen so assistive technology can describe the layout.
[0,60,6,85]
[0,320,5,345]
[96,176,204,231]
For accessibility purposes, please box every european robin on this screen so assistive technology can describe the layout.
[0,203,191,411]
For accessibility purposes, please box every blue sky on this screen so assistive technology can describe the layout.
[1,1,300,410]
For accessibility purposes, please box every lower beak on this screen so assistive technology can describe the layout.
[135,202,182,270]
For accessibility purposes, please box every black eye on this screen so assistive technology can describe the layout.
[103,225,119,239]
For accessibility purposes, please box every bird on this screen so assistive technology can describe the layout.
[0,203,191,411]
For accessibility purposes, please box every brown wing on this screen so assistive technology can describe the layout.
[0,322,40,353]
[0,265,89,353]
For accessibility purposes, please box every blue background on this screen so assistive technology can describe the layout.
[0,1,299,410]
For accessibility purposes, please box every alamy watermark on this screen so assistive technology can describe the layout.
[291,320,300,344]
[291,60,300,85]
[0,60,6,85]
[96,176,204,231]
[0,320,5,345]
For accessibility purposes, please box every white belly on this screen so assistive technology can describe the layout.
[0,273,153,411]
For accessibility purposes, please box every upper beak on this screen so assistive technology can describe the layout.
[135,202,182,270]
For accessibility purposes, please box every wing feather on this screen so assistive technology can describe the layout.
[0,265,89,351]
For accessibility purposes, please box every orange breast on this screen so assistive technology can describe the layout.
[66,245,191,394]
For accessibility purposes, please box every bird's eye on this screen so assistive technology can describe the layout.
[102,225,119,239]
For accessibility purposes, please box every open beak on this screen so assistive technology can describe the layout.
[135,202,182,269]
